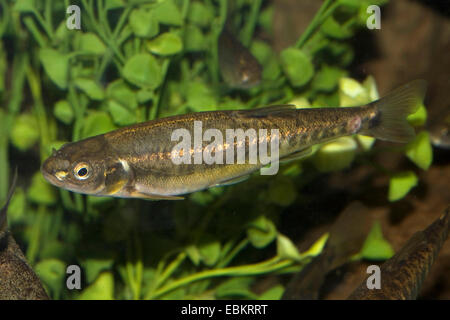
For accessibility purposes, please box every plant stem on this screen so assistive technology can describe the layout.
[241,0,262,47]
[149,256,294,299]
[295,0,338,49]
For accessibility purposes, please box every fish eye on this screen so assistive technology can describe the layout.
[73,162,91,180]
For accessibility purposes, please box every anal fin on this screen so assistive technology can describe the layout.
[214,174,250,187]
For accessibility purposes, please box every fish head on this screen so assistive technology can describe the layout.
[41,137,111,195]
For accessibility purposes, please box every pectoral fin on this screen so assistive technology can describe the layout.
[279,147,313,163]
[125,187,185,200]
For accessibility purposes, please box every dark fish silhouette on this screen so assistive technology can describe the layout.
[348,206,450,300]
[282,202,371,300]
[0,169,49,300]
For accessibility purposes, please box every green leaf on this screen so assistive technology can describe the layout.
[186,82,217,111]
[187,2,213,27]
[259,285,284,300]
[54,100,74,124]
[185,245,201,266]
[81,111,116,138]
[137,89,154,103]
[280,48,314,87]
[122,53,162,89]
[129,8,159,38]
[81,259,114,284]
[27,172,57,205]
[247,215,277,248]
[34,259,66,298]
[388,171,418,202]
[108,100,137,126]
[312,65,345,92]
[74,78,105,100]
[359,221,395,260]
[215,277,255,299]
[39,49,69,89]
[183,25,207,52]
[8,187,26,223]
[314,137,357,172]
[277,234,302,261]
[407,104,427,126]
[267,177,297,207]
[321,16,354,39]
[405,131,433,170]
[10,113,39,151]
[153,0,183,26]
[78,33,106,55]
[106,79,138,110]
[78,272,114,300]
[146,32,183,56]
[198,239,221,267]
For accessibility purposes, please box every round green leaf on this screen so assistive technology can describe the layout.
[280,48,314,87]
[186,82,217,111]
[247,215,277,248]
[314,137,357,172]
[78,272,114,300]
[122,53,162,89]
[54,100,74,124]
[78,33,106,55]
[81,111,116,138]
[146,32,183,56]
[34,259,66,298]
[183,25,207,52]
[187,2,213,27]
[405,131,433,170]
[39,48,69,89]
[153,0,183,26]
[108,100,137,126]
[106,80,138,110]
[277,234,301,261]
[11,113,39,151]
[74,78,105,100]
[359,221,395,260]
[388,171,418,202]
[129,8,159,38]
[199,239,221,266]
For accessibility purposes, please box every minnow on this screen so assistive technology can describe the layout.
[348,206,450,300]
[41,80,426,200]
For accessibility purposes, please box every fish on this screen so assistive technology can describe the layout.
[41,80,426,200]
[0,169,49,300]
[429,112,450,149]
[282,202,372,300]
[348,206,450,300]
[218,27,262,89]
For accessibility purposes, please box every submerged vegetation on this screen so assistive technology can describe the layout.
[0,0,433,299]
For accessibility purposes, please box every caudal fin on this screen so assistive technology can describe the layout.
[362,80,427,143]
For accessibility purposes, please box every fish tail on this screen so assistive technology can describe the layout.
[361,80,427,143]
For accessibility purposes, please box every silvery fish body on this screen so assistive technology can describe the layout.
[41,81,426,200]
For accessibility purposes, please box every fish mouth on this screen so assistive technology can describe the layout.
[40,157,68,187]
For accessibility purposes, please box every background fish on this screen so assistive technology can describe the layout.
[282,202,372,300]
[0,169,49,300]
[348,206,450,300]
[218,27,262,89]
[41,80,426,200]
[429,112,450,149]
